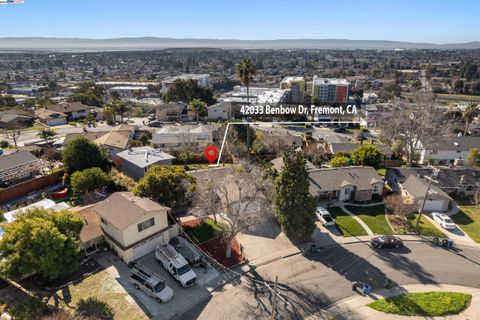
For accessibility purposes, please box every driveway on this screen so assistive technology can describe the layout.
[94,251,226,320]
[424,214,476,245]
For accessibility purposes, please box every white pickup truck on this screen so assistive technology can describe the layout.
[155,243,197,287]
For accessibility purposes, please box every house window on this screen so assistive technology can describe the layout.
[344,188,351,195]
[466,186,475,191]
[373,185,380,193]
[138,217,155,232]
[431,150,438,155]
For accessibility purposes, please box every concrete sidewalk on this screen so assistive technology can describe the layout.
[311,284,480,320]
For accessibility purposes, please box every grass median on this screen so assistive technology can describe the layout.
[368,291,472,316]
[345,204,393,235]
[326,207,368,237]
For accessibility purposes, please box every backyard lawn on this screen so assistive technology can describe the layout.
[408,214,446,238]
[451,206,480,243]
[327,207,368,237]
[345,204,393,235]
[368,291,472,317]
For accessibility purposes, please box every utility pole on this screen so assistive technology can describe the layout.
[415,167,439,232]
[270,275,278,320]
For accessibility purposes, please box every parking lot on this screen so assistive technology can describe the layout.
[94,251,224,320]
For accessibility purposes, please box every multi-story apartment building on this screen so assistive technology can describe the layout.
[280,76,305,104]
[311,77,350,104]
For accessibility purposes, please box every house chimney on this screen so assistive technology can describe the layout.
[460,175,465,184]
[145,151,149,162]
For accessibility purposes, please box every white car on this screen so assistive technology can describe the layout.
[315,207,336,226]
[431,212,456,230]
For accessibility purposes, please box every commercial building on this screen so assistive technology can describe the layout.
[311,77,350,104]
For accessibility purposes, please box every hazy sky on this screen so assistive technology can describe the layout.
[0,0,478,43]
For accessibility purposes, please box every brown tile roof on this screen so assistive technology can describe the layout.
[75,206,103,243]
[35,108,67,120]
[46,102,92,113]
[94,131,129,149]
[93,192,169,231]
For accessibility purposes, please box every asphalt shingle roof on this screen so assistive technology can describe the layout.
[308,166,383,194]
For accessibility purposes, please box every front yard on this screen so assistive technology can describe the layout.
[451,206,480,243]
[408,214,446,238]
[49,268,148,320]
[327,207,368,237]
[345,204,393,235]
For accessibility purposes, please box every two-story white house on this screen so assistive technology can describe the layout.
[93,192,180,263]
[418,136,480,165]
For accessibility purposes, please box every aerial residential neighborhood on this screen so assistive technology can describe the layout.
[0,1,480,320]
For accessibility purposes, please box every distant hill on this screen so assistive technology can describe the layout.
[0,37,479,51]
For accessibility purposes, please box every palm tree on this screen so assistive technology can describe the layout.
[38,128,57,145]
[235,58,257,106]
[189,98,206,123]
[236,58,256,158]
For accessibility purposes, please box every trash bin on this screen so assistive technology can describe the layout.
[447,239,454,248]
[361,283,372,295]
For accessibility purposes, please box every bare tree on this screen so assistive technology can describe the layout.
[378,96,452,165]
[3,119,22,148]
[194,164,272,258]
[385,194,416,219]
[473,191,480,206]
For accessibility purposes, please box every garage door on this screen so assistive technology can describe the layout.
[132,233,164,260]
[425,200,445,212]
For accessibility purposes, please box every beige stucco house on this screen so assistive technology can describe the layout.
[93,192,179,263]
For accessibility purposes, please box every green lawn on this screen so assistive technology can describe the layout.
[184,219,229,244]
[327,207,368,237]
[345,204,393,235]
[368,291,472,316]
[451,206,480,243]
[408,213,446,238]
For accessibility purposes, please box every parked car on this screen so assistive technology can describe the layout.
[370,235,403,249]
[148,120,163,128]
[315,207,335,226]
[129,263,174,303]
[147,114,156,121]
[431,212,456,230]
[333,127,347,133]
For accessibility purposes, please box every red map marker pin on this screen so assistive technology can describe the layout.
[205,145,219,164]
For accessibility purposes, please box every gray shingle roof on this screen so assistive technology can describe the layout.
[0,151,39,171]
[401,175,452,201]
[308,166,383,194]
[420,136,480,152]
[116,146,175,168]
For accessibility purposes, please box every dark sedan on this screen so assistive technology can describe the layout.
[370,235,403,249]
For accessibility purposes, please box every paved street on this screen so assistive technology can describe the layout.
[179,241,480,319]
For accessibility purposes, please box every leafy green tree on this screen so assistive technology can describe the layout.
[37,128,57,144]
[138,132,150,146]
[0,208,83,280]
[68,81,105,107]
[11,297,48,320]
[330,155,349,167]
[189,98,207,122]
[163,79,215,105]
[71,167,111,195]
[62,136,108,173]
[273,151,316,241]
[351,144,383,168]
[466,148,480,167]
[133,165,196,208]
